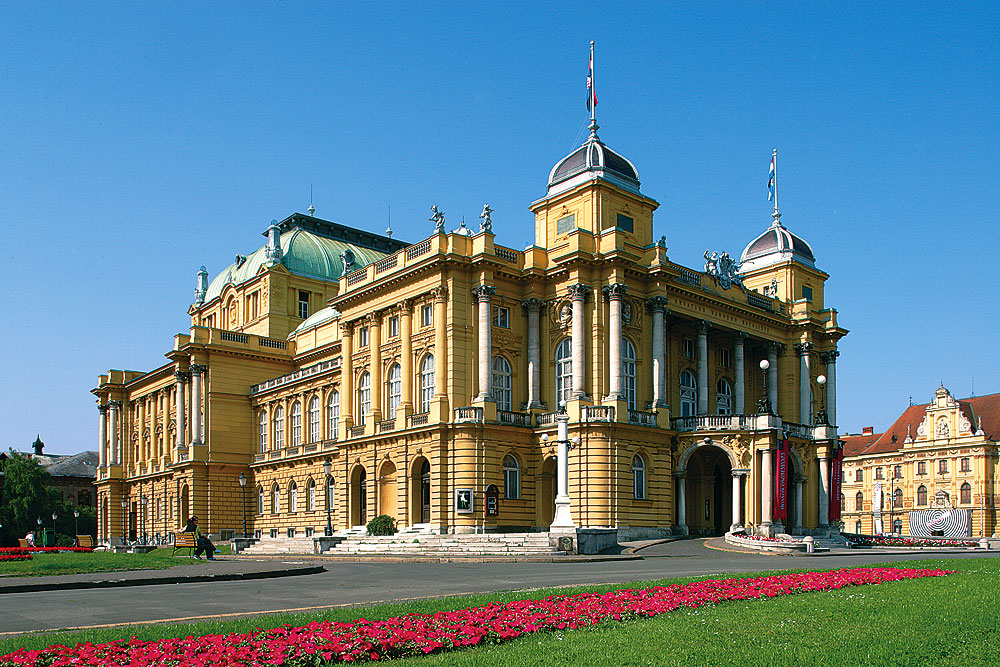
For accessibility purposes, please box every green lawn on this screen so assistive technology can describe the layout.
[0,545,230,578]
[1,557,997,665]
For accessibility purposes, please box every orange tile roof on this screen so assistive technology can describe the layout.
[842,432,882,457]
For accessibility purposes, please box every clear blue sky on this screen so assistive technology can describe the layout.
[2,2,997,454]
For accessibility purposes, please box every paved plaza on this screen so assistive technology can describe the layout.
[1,539,996,634]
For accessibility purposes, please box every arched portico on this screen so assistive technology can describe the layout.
[350,465,367,527]
[676,440,740,535]
[410,457,431,525]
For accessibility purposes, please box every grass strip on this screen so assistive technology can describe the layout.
[0,545,231,578]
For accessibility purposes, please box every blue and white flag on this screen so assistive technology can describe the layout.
[768,154,775,201]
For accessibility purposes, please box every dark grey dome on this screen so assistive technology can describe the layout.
[547,134,640,196]
[740,219,816,270]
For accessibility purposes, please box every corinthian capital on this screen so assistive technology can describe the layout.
[521,297,545,313]
[188,363,208,375]
[472,285,496,303]
[820,350,840,364]
[697,319,712,335]
[645,296,669,313]
[173,370,190,383]
[602,283,628,301]
[794,342,814,356]
[567,283,592,302]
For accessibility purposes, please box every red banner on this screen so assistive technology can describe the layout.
[829,443,843,523]
[773,438,788,523]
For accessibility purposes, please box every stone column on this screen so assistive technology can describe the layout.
[550,412,575,528]
[734,332,747,414]
[646,297,668,407]
[189,364,206,445]
[522,298,544,409]
[108,400,121,465]
[766,343,779,413]
[369,313,382,422]
[399,302,413,414]
[731,469,748,532]
[97,404,108,468]
[340,321,354,432]
[173,370,188,452]
[568,284,592,400]
[793,474,806,533]
[697,320,710,414]
[433,288,448,398]
[673,471,688,534]
[603,283,627,401]
[472,285,496,401]
[760,448,773,532]
[818,456,831,529]
[795,342,813,424]
[821,350,839,426]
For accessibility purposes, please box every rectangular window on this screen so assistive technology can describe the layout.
[684,339,694,359]
[960,457,970,472]
[556,214,576,235]
[720,348,731,368]
[358,326,369,348]
[421,304,433,327]
[802,285,813,302]
[493,306,509,328]
[875,467,883,480]
[894,465,902,479]
[298,291,310,319]
[388,316,399,338]
[917,461,926,475]
[938,459,949,474]
[616,213,634,233]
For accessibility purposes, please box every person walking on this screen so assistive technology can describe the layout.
[183,516,216,560]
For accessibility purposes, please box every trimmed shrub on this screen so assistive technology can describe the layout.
[366,514,397,536]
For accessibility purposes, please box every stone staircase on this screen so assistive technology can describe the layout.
[326,531,563,557]
[240,535,319,555]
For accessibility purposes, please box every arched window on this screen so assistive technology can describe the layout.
[386,364,402,417]
[290,401,302,446]
[327,477,336,512]
[622,339,637,410]
[960,482,972,504]
[632,455,646,500]
[856,468,863,482]
[419,355,435,413]
[307,478,317,511]
[679,371,697,417]
[357,372,371,423]
[716,378,732,415]
[273,406,284,449]
[893,518,902,534]
[271,483,280,514]
[855,520,862,534]
[555,338,573,407]
[893,488,902,508]
[308,397,320,443]
[492,356,513,411]
[257,486,264,515]
[503,454,520,499]
[289,481,298,513]
[326,390,340,439]
[258,411,268,452]
[917,485,928,505]
[855,491,864,512]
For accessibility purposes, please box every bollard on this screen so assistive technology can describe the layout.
[803,536,815,554]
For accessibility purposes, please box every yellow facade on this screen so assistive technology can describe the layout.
[94,123,849,546]
[841,386,999,538]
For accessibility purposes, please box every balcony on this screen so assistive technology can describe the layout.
[583,405,615,422]
[497,410,531,427]
[454,407,484,423]
[671,414,755,432]
[628,409,657,427]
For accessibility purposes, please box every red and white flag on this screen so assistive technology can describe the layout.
[587,47,598,112]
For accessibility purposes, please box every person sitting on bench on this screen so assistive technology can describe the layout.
[183,516,216,560]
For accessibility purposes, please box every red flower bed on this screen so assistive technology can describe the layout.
[0,567,950,666]
[0,547,93,554]
[0,554,31,562]
[845,534,979,548]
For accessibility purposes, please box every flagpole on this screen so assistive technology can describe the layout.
[772,148,780,223]
[590,41,596,128]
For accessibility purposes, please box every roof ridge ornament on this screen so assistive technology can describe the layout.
[586,41,599,140]
[768,148,781,225]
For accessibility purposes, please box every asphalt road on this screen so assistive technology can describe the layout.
[2,541,996,634]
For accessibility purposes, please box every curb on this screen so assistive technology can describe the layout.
[622,536,687,554]
[0,565,326,595]
[234,554,642,564]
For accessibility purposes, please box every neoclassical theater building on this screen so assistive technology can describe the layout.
[93,119,848,547]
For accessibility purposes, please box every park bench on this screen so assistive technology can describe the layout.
[18,539,29,548]
[76,535,94,549]
[172,531,197,557]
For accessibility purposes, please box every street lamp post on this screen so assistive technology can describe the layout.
[322,459,333,536]
[815,374,828,425]
[757,359,773,414]
[141,497,148,544]
[238,473,248,539]
[120,496,128,546]
[539,404,579,530]
[36,517,42,545]
[51,512,57,544]
[73,510,80,540]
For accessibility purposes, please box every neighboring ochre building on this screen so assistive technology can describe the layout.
[93,115,848,548]
[841,386,999,538]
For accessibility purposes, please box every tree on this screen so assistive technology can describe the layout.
[0,450,60,544]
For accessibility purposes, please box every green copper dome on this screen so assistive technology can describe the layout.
[202,216,399,305]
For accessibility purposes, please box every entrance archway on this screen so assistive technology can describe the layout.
[180,484,190,527]
[378,460,398,519]
[684,445,733,536]
[350,466,367,526]
[536,457,556,527]
[410,458,431,524]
